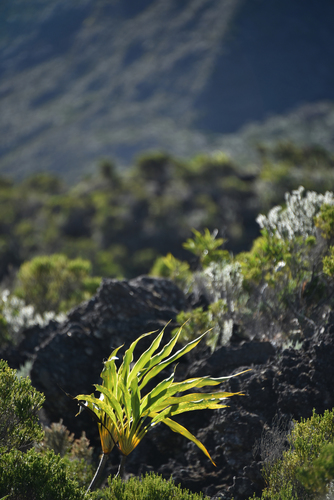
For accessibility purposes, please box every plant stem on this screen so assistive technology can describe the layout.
[115,454,127,479]
[85,452,108,495]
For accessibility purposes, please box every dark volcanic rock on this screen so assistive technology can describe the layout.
[3,276,334,499]
[188,341,276,378]
[28,276,186,443]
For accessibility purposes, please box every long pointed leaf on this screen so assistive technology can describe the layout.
[128,328,165,385]
[130,377,141,425]
[93,385,125,430]
[142,373,244,413]
[118,379,132,424]
[139,330,209,390]
[101,345,123,392]
[118,330,157,385]
[187,369,251,388]
[140,371,175,414]
[161,417,216,466]
[136,324,182,387]
[147,391,241,413]
[151,400,229,419]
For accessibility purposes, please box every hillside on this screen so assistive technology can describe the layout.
[1,0,334,182]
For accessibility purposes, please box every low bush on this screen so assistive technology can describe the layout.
[0,361,98,498]
[105,472,210,500]
[0,448,90,500]
[0,359,44,453]
[16,253,101,314]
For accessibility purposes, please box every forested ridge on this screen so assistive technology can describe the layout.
[1,0,334,181]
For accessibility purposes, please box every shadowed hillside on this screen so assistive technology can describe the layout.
[0,0,334,182]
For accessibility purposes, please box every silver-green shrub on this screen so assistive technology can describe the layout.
[0,289,66,346]
[256,186,334,240]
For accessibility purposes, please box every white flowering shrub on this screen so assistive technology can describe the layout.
[198,261,248,345]
[175,259,249,348]
[201,261,244,305]
[256,186,334,240]
[238,186,334,343]
[0,289,66,346]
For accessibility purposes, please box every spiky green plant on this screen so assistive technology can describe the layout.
[74,324,248,493]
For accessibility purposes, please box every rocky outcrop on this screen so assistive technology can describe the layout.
[2,276,334,499]
[5,276,186,442]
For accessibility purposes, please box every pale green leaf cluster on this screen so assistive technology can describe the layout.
[183,228,230,267]
[75,325,246,464]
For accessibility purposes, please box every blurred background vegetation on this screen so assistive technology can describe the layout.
[0,142,334,349]
[0,143,332,286]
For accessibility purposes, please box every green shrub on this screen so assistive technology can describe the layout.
[297,442,334,496]
[0,362,97,497]
[183,228,230,268]
[236,187,334,341]
[20,172,64,194]
[0,448,89,500]
[322,246,334,277]
[105,472,210,500]
[135,151,171,182]
[315,204,334,241]
[16,254,101,314]
[173,299,229,351]
[150,253,191,289]
[252,409,334,500]
[0,359,44,453]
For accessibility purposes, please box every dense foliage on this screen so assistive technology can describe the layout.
[0,361,97,499]
[0,143,333,348]
[0,359,44,453]
[0,448,89,500]
[105,473,209,500]
[16,253,101,314]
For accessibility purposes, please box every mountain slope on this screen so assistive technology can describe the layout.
[1,0,334,182]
